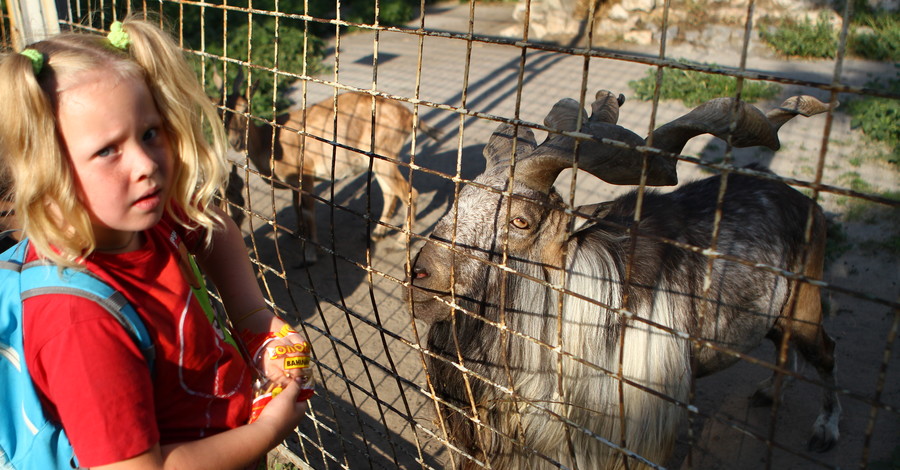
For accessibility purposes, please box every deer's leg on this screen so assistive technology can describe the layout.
[294,173,318,266]
[371,159,417,239]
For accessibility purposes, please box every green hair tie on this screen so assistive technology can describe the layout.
[20,49,44,75]
[107,21,131,50]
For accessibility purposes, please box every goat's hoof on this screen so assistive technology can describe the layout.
[807,428,838,453]
[807,413,839,452]
[749,389,774,407]
[293,254,318,269]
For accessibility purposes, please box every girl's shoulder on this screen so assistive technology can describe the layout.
[156,207,207,253]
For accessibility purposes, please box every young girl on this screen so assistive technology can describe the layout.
[0,17,312,469]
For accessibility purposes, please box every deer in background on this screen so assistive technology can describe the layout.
[219,165,246,228]
[407,91,839,469]
[215,71,441,266]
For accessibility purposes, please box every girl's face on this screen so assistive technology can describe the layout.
[57,71,173,251]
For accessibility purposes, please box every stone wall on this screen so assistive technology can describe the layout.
[502,0,896,47]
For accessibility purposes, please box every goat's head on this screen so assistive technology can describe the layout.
[407,90,830,323]
[212,69,257,153]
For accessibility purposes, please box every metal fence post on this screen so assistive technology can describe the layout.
[5,0,58,50]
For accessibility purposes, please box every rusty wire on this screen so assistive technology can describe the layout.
[11,0,899,468]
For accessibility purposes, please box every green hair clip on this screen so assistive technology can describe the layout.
[20,49,43,75]
[107,21,131,50]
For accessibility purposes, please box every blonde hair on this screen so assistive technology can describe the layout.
[0,16,227,267]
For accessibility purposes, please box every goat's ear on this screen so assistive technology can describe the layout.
[232,68,246,96]
[569,202,615,235]
[247,79,261,98]
[212,69,224,92]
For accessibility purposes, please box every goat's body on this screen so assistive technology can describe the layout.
[422,171,837,469]
[232,91,439,265]
[272,92,420,182]
[606,174,828,374]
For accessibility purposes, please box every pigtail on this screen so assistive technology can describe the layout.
[0,53,33,212]
[0,50,51,166]
[2,19,229,264]
[118,17,228,247]
[0,48,93,266]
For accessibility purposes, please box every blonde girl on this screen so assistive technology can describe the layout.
[0,17,311,469]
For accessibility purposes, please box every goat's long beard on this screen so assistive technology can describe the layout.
[427,246,693,470]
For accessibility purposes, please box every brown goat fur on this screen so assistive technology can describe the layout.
[216,75,440,265]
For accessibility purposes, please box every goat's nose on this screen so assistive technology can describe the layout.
[411,266,429,280]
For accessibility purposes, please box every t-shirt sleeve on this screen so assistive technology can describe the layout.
[24,293,159,466]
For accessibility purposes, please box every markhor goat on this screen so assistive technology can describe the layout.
[407,91,840,469]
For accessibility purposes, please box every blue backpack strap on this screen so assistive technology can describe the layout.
[0,239,154,469]
[19,262,156,367]
[15,247,155,368]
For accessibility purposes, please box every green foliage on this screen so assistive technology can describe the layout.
[157,0,421,118]
[758,12,837,59]
[844,73,900,165]
[343,0,415,27]
[627,61,781,107]
[849,12,900,62]
[160,0,326,118]
[839,171,875,193]
[759,8,900,62]
[211,19,326,118]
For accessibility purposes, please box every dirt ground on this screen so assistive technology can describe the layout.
[230,2,899,469]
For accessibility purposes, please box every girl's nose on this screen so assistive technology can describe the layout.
[131,145,161,180]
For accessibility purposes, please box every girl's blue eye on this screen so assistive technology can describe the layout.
[143,128,158,141]
[97,146,115,157]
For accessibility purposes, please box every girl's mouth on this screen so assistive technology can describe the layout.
[133,189,162,211]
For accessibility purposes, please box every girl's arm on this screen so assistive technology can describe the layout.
[91,207,311,470]
[193,206,311,388]
[92,380,308,470]
[193,205,281,335]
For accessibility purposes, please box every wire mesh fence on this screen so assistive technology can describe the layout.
[3,0,899,468]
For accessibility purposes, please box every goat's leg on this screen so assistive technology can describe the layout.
[777,277,840,452]
[751,329,798,407]
[800,327,840,452]
[795,222,840,452]
[294,173,318,266]
[223,166,246,228]
[372,160,417,239]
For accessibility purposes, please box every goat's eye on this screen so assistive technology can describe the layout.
[510,217,529,230]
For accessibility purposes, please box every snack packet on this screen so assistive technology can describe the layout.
[246,324,314,423]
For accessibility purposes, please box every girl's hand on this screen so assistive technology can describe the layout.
[235,309,315,404]
[255,326,313,389]
[254,380,308,435]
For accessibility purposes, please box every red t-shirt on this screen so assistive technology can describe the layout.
[23,214,253,467]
